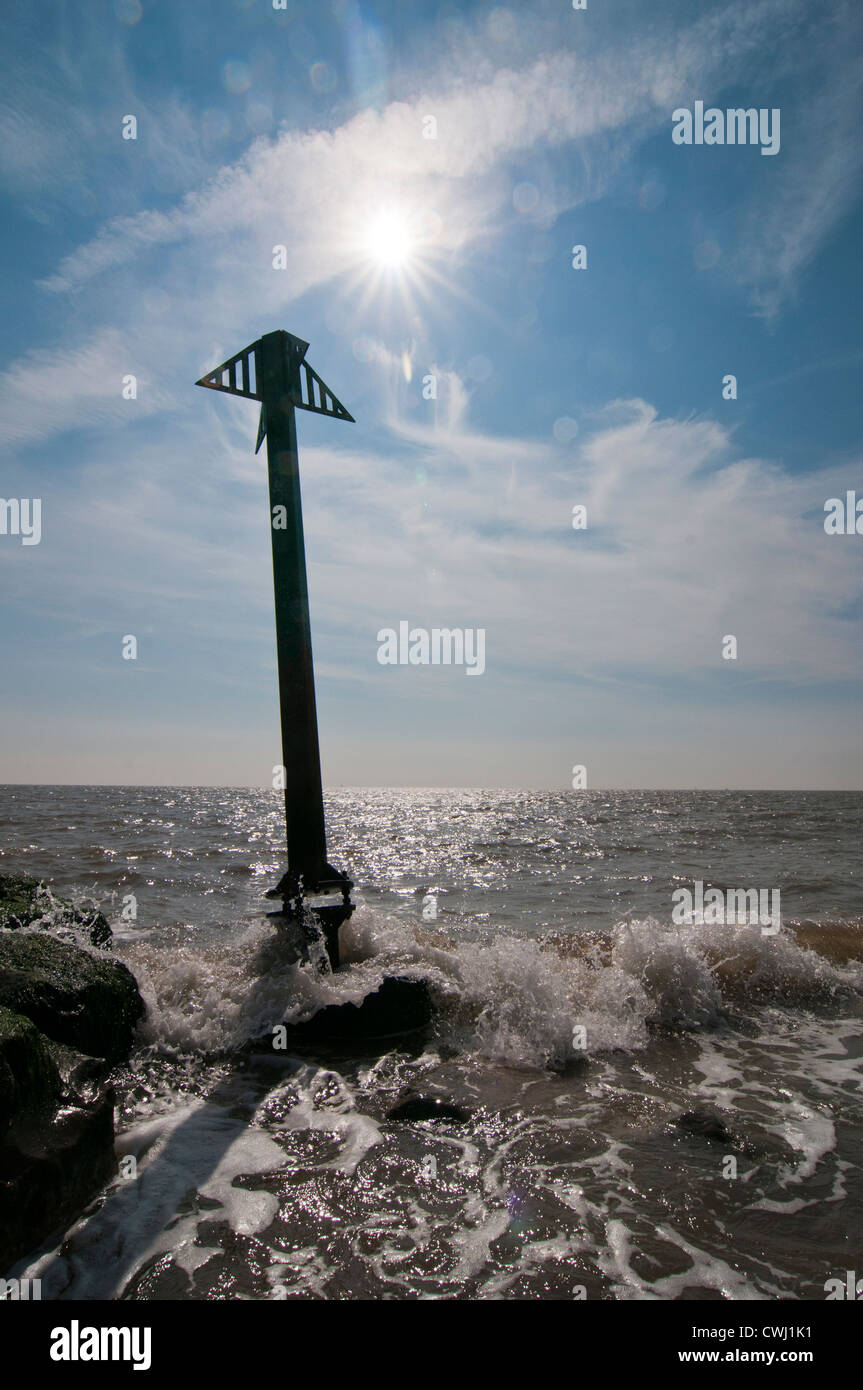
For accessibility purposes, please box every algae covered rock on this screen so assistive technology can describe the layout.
[0,871,144,1270]
[0,1004,119,1270]
[0,1005,63,1141]
[0,1087,116,1273]
[0,871,111,947]
[0,1030,116,1271]
[0,931,144,1063]
[0,873,41,926]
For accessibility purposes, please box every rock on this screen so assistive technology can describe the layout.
[0,1005,62,1142]
[0,871,111,947]
[0,1007,118,1271]
[674,1107,735,1146]
[387,1093,469,1123]
[0,875,143,1270]
[0,1074,115,1272]
[0,874,40,926]
[0,931,144,1063]
[674,1106,792,1162]
[45,1039,113,1102]
[252,976,433,1047]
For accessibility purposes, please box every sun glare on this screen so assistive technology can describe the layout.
[367,209,412,268]
[344,199,454,321]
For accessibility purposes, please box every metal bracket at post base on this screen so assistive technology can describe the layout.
[265,866,355,971]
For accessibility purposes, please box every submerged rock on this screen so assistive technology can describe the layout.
[674,1105,793,1164]
[675,1107,735,1145]
[674,1105,762,1156]
[251,976,433,1049]
[288,976,432,1042]
[0,930,144,1063]
[387,1093,469,1123]
[0,871,111,947]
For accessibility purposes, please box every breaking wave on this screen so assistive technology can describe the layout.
[116,908,863,1069]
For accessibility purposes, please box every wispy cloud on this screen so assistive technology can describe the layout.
[0,329,170,450]
[7,344,858,688]
[35,0,818,308]
[729,0,863,318]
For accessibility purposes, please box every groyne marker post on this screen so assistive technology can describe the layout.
[196,330,355,967]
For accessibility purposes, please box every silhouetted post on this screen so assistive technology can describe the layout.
[259,331,328,884]
[197,330,355,967]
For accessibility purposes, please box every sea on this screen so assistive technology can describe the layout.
[2,785,862,1301]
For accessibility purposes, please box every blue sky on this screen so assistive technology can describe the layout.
[0,0,861,788]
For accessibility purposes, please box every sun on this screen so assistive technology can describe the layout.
[366,208,413,268]
[341,198,456,321]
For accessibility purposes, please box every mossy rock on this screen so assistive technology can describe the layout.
[0,871,111,946]
[0,873,41,926]
[0,1009,119,1269]
[0,932,144,1063]
[0,1005,63,1142]
[0,878,138,1268]
[0,1081,116,1272]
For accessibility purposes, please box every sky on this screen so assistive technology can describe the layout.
[0,0,861,789]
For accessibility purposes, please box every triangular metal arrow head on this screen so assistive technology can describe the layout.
[197,332,354,424]
[196,339,262,400]
[295,359,355,422]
